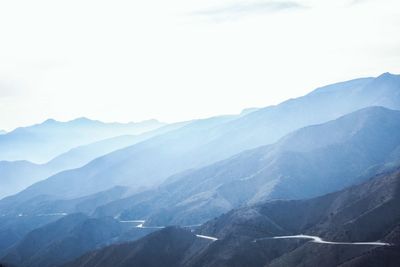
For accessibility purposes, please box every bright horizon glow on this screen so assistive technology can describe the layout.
[0,0,399,131]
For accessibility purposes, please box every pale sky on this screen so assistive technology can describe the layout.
[0,0,399,131]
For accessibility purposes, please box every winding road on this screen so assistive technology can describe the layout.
[16,214,390,246]
[195,234,218,241]
[253,234,391,246]
[119,219,218,241]
[122,220,390,245]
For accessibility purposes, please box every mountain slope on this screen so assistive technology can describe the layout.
[196,72,400,160]
[0,214,146,267]
[3,73,400,205]
[65,168,400,267]
[4,115,239,201]
[0,215,64,257]
[0,118,165,163]
[0,121,186,199]
[94,107,400,225]
[0,161,52,200]
[62,227,209,267]
[0,186,138,258]
[0,186,133,220]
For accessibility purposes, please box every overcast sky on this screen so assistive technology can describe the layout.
[0,0,399,131]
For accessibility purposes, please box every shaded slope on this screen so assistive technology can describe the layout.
[64,168,400,267]
[0,214,140,267]
[95,107,400,226]
[4,73,400,203]
[62,227,211,267]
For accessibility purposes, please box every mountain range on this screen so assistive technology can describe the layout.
[0,72,399,267]
[93,106,400,226]
[2,73,400,206]
[0,121,187,199]
[0,118,165,163]
[61,167,400,267]
[2,106,400,267]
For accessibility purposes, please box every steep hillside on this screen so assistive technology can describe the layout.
[0,215,63,256]
[4,73,400,205]
[0,214,149,267]
[62,227,211,267]
[0,187,135,256]
[65,168,400,267]
[95,107,400,225]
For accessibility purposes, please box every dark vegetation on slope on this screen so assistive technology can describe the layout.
[64,168,400,267]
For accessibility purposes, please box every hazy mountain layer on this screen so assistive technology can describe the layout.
[94,107,400,226]
[3,73,399,205]
[0,122,187,199]
[0,118,165,163]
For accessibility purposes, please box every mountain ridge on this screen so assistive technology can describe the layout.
[0,118,166,163]
[60,167,400,267]
[3,73,399,204]
[93,106,400,226]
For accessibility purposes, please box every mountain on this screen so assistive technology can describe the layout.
[2,73,399,205]
[7,105,396,266]
[3,114,239,201]
[0,213,147,267]
[62,226,208,267]
[63,167,400,267]
[0,186,136,257]
[93,107,400,225]
[0,118,165,163]
[46,120,188,172]
[0,121,187,199]
[0,214,64,256]
[0,161,51,200]
[195,72,400,162]
[0,186,131,221]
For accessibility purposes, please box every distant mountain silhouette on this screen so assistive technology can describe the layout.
[0,118,165,163]
[0,121,187,199]
[3,73,399,205]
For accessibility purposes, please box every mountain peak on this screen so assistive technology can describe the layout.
[43,118,57,124]
[376,72,399,80]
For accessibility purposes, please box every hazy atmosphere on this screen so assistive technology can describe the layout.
[1,1,400,267]
[1,0,399,131]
